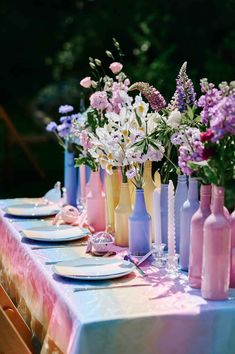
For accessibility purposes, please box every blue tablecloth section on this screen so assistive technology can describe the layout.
[1,198,235,354]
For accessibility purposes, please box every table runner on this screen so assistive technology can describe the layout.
[1,199,235,354]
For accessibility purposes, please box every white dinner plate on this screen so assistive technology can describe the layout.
[53,257,135,280]
[20,225,90,242]
[5,203,60,217]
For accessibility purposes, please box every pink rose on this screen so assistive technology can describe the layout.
[89,91,109,111]
[109,62,123,74]
[80,76,92,88]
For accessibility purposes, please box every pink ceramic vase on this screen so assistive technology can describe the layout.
[86,171,106,232]
[230,209,235,288]
[189,185,211,288]
[201,186,231,300]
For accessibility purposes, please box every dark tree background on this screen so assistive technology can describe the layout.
[0,0,234,198]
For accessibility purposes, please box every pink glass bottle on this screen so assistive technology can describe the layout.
[201,186,231,300]
[230,209,235,288]
[188,185,211,288]
[86,171,106,232]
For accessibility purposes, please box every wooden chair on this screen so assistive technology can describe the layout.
[0,105,46,180]
[0,284,35,353]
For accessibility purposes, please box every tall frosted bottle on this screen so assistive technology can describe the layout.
[180,177,199,271]
[201,186,231,300]
[129,189,151,256]
[175,175,188,253]
[188,185,211,288]
[86,171,106,231]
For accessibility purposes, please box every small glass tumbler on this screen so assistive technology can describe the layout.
[166,254,179,278]
[152,243,166,268]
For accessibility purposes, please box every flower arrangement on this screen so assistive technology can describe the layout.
[73,39,165,186]
[182,79,235,187]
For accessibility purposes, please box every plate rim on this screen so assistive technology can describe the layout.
[20,226,90,242]
[52,258,135,280]
[4,204,61,217]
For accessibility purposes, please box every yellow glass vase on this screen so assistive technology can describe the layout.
[114,183,132,246]
[105,169,120,232]
[143,161,156,241]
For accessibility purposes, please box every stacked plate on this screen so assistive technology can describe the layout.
[53,258,135,280]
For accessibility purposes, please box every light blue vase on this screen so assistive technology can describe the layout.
[179,177,199,271]
[175,175,188,253]
[160,184,168,247]
[128,189,151,256]
[64,150,78,207]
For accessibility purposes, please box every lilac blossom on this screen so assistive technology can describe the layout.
[172,128,204,175]
[198,79,235,139]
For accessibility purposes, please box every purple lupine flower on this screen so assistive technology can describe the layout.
[59,105,74,114]
[46,121,57,132]
[128,82,166,112]
[168,62,197,113]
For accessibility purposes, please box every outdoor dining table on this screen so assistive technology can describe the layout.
[0,198,235,354]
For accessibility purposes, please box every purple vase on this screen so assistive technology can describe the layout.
[64,150,78,207]
[128,189,151,256]
[230,209,235,288]
[179,177,199,271]
[188,185,211,288]
[160,184,168,247]
[201,186,231,300]
[175,175,188,253]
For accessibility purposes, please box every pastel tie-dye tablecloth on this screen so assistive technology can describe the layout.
[1,198,235,354]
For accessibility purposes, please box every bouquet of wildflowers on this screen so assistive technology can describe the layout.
[73,39,165,183]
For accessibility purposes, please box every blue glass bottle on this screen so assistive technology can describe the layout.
[64,149,77,207]
[180,177,199,271]
[128,189,151,256]
[175,175,188,253]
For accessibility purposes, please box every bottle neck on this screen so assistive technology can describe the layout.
[133,189,147,213]
[177,175,187,183]
[119,183,130,204]
[200,185,211,210]
[212,185,225,214]
[89,171,102,192]
[188,178,198,201]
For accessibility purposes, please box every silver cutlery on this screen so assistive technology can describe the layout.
[31,242,87,250]
[73,283,152,292]
[137,249,154,266]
